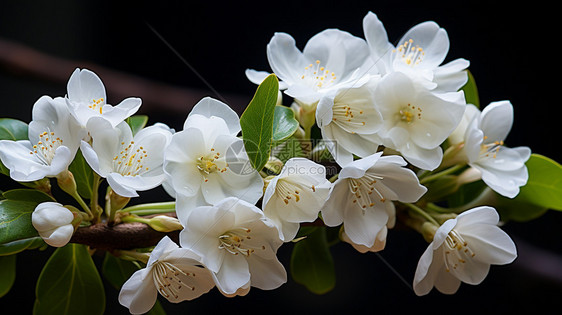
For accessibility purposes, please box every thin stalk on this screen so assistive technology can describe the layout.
[401,202,440,226]
[118,201,176,214]
[419,164,465,184]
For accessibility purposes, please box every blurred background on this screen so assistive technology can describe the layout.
[1,1,560,314]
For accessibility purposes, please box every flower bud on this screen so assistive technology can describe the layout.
[148,215,183,232]
[32,202,76,247]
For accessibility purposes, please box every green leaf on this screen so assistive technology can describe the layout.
[447,180,487,208]
[240,74,279,171]
[68,149,94,199]
[0,118,28,176]
[0,199,40,244]
[2,189,54,203]
[290,227,336,295]
[0,255,16,298]
[0,118,28,141]
[102,252,140,290]
[272,106,299,142]
[126,115,149,136]
[515,154,562,211]
[495,194,547,222]
[0,237,44,256]
[461,70,479,108]
[34,244,106,315]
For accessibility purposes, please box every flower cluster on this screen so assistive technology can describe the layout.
[1,10,547,315]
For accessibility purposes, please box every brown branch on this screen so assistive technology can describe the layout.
[70,222,179,250]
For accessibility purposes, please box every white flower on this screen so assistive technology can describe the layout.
[163,98,263,223]
[0,96,85,182]
[65,68,141,128]
[179,197,287,295]
[413,206,517,296]
[456,101,531,198]
[80,118,173,197]
[262,158,331,241]
[32,202,75,247]
[363,12,469,92]
[246,29,372,105]
[373,72,466,170]
[119,236,215,314]
[316,80,384,166]
[321,152,427,248]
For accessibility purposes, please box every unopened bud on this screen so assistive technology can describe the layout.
[56,170,77,196]
[421,222,439,243]
[148,215,183,232]
[32,202,75,247]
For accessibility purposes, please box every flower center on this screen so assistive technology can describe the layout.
[393,39,425,67]
[348,172,386,212]
[443,230,475,272]
[397,103,422,124]
[88,98,105,114]
[275,178,317,205]
[300,60,337,90]
[29,131,64,165]
[479,136,504,159]
[218,228,265,257]
[152,261,195,299]
[196,149,228,182]
[113,141,149,177]
[331,104,366,133]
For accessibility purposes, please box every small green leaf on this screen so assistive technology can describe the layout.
[2,189,54,203]
[126,115,149,136]
[272,106,299,142]
[290,227,336,295]
[0,237,44,256]
[461,70,479,108]
[240,74,279,171]
[0,118,28,141]
[102,252,141,290]
[515,154,562,211]
[447,180,487,208]
[68,149,94,199]
[495,194,547,222]
[0,199,39,244]
[34,244,106,315]
[0,255,16,298]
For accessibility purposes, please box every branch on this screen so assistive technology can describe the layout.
[70,222,179,250]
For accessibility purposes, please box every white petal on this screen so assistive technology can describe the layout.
[457,224,517,265]
[187,97,241,136]
[339,152,383,179]
[363,12,393,63]
[118,268,158,315]
[413,245,441,296]
[320,179,349,226]
[343,204,388,248]
[246,254,287,290]
[398,21,449,69]
[214,253,251,295]
[101,97,142,127]
[266,32,306,85]
[66,68,106,104]
[433,265,461,294]
[480,101,513,142]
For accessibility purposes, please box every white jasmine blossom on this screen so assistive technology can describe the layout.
[119,236,215,314]
[246,29,372,105]
[31,202,76,247]
[413,206,517,296]
[457,101,530,198]
[316,80,384,166]
[163,98,263,223]
[0,96,85,182]
[262,158,331,241]
[373,72,466,170]
[179,197,287,295]
[321,152,427,248]
[80,118,173,197]
[65,68,141,128]
[363,11,469,92]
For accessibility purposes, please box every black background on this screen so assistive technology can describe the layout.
[1,1,561,314]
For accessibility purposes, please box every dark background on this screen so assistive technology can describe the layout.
[1,1,561,314]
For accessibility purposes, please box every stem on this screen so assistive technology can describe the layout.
[71,191,94,219]
[419,164,465,184]
[90,173,101,221]
[119,201,176,214]
[329,173,339,183]
[401,202,440,226]
[117,250,150,264]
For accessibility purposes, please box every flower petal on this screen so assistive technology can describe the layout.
[118,268,157,315]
